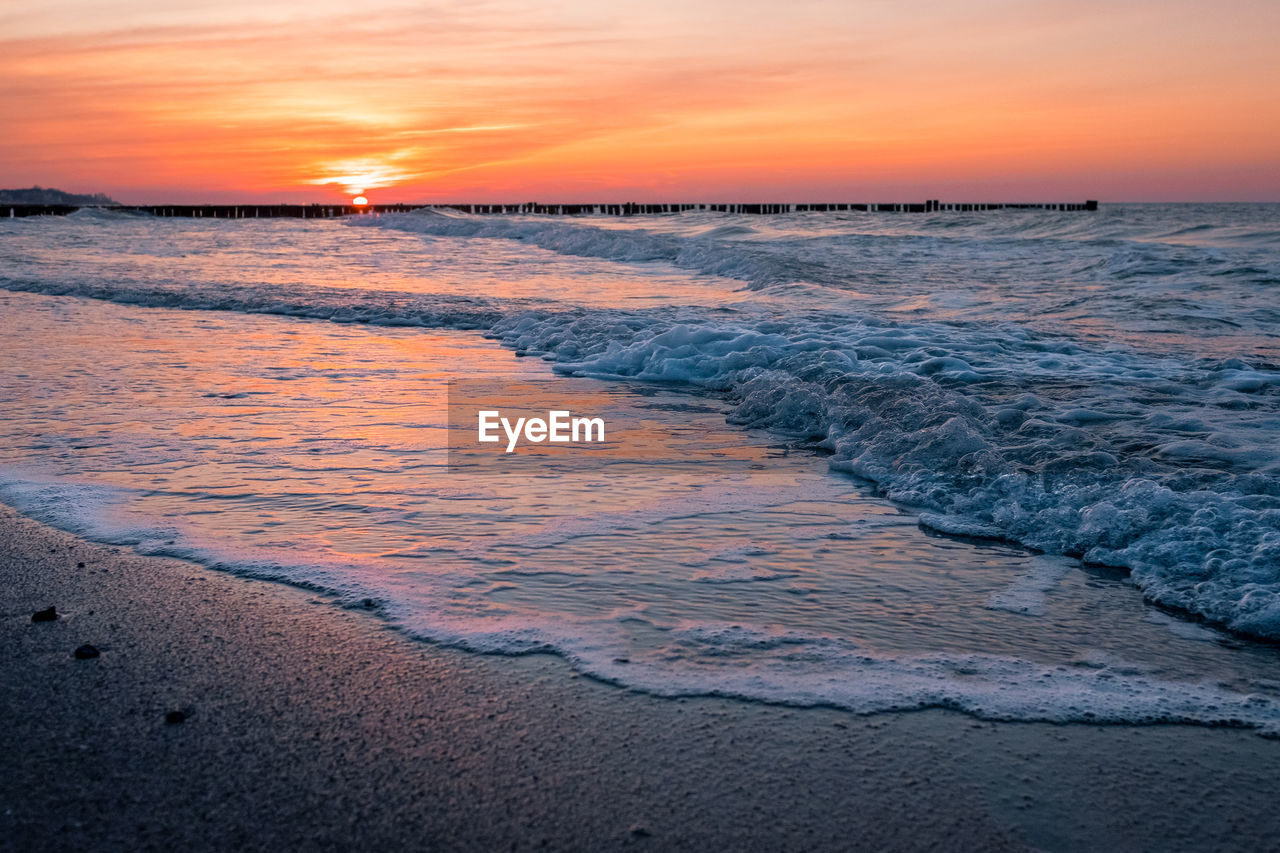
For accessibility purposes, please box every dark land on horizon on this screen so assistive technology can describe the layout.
[0,186,120,206]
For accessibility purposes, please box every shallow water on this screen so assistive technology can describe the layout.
[2,205,1279,731]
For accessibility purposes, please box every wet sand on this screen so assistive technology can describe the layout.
[3,502,1279,852]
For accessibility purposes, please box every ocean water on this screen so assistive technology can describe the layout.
[3,204,1280,732]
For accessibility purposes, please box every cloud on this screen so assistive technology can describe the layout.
[1,0,1276,201]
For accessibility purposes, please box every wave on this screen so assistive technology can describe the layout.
[350,208,835,289]
[65,206,156,220]
[0,275,507,329]
[489,312,1280,640]
[3,470,1279,734]
[355,206,1280,296]
[4,266,1277,640]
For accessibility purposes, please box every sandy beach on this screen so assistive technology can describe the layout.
[4,501,1280,851]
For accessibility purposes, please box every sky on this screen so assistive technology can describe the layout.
[1,0,1277,203]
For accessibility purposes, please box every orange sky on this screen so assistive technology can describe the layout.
[2,0,1277,202]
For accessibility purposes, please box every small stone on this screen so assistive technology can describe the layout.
[629,824,651,838]
[32,606,58,623]
[362,598,375,609]
[165,710,187,724]
[77,562,85,568]
[74,644,100,660]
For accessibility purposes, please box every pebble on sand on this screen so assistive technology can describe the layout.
[74,644,100,659]
[31,606,58,623]
[165,710,187,724]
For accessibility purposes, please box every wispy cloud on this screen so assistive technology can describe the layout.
[2,0,1277,201]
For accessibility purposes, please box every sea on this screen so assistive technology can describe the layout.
[3,203,1280,731]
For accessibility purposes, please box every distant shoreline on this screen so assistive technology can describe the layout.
[0,187,119,206]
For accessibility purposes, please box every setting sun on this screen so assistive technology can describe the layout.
[352,196,368,206]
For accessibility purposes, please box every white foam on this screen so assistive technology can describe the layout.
[571,621,1280,734]
[5,461,1280,735]
[486,308,1280,640]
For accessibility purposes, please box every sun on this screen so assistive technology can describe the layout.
[352,195,369,206]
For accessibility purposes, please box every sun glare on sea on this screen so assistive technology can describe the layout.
[353,196,369,206]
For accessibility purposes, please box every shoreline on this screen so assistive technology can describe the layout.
[4,501,1280,851]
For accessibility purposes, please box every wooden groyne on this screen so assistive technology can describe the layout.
[5,200,1099,219]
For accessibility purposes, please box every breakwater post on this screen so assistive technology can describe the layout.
[2,200,1100,218]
